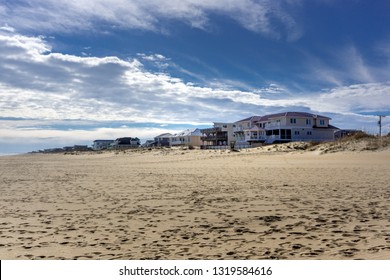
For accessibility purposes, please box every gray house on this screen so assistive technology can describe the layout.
[154,133,172,147]
[111,137,140,149]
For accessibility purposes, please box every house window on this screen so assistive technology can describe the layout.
[294,131,300,135]
[223,125,227,128]
[307,131,312,135]
[306,119,312,125]
[281,129,292,139]
[290,118,297,124]
[319,120,325,125]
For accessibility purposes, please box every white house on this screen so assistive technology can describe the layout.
[233,116,262,146]
[92,140,114,150]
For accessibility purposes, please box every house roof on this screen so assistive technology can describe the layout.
[172,128,201,137]
[155,133,173,138]
[236,116,252,122]
[93,139,114,143]
[263,112,331,120]
[236,115,262,123]
[243,125,264,131]
[315,124,339,130]
[234,112,331,124]
[115,137,139,141]
[114,137,140,145]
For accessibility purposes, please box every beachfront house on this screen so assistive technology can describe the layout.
[233,116,263,147]
[170,129,202,147]
[92,140,114,150]
[111,137,140,149]
[141,140,156,147]
[234,112,339,145]
[200,123,236,148]
[72,145,89,151]
[154,133,173,147]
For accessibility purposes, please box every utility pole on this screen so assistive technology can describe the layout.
[378,115,386,136]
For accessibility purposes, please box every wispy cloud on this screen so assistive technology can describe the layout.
[376,40,390,60]
[313,83,390,114]
[301,42,390,88]
[1,30,389,123]
[137,53,171,70]
[0,29,265,124]
[341,45,375,83]
[0,0,302,40]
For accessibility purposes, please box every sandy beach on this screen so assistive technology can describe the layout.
[0,145,389,260]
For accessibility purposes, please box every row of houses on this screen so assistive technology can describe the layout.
[92,137,140,150]
[91,112,348,151]
[148,129,203,148]
[92,129,203,150]
[34,138,142,153]
[148,111,342,149]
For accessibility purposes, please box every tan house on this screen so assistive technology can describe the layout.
[170,129,202,147]
[200,122,236,148]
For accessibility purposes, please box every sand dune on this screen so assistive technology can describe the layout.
[0,146,389,259]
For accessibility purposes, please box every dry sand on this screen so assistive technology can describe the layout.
[0,146,389,260]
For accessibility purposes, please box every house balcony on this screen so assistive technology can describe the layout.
[200,127,222,134]
[170,140,185,146]
[201,136,227,142]
[264,123,283,129]
[233,130,245,135]
[245,136,266,142]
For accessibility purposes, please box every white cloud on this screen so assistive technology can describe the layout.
[0,30,268,124]
[313,83,390,113]
[138,53,169,62]
[0,25,15,33]
[0,0,302,40]
[341,45,375,83]
[137,53,171,69]
[1,30,389,123]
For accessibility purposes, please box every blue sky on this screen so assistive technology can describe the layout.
[1,0,389,154]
